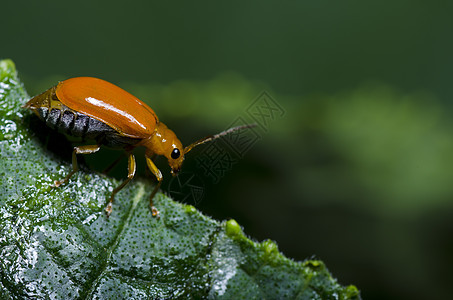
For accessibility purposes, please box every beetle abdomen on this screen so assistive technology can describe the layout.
[35,106,140,148]
[37,106,114,138]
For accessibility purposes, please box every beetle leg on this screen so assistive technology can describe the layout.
[103,152,126,174]
[145,154,162,218]
[105,153,136,217]
[54,144,101,187]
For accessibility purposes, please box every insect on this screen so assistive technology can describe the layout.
[24,77,255,217]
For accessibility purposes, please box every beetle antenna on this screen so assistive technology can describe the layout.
[183,123,257,154]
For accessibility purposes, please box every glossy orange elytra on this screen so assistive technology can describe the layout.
[24,77,255,218]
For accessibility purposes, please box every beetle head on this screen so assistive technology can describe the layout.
[147,122,184,176]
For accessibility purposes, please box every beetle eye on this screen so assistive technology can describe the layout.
[171,148,180,159]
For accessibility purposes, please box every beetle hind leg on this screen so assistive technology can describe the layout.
[54,145,101,187]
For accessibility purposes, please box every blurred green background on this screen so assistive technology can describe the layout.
[2,1,453,299]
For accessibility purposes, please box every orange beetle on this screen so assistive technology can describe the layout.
[24,77,254,217]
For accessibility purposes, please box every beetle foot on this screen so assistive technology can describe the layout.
[105,202,113,218]
[54,180,62,187]
[151,206,160,219]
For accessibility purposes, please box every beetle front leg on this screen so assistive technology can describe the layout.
[54,144,101,187]
[146,154,162,218]
[105,153,136,217]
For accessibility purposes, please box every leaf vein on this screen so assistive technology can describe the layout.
[82,183,145,299]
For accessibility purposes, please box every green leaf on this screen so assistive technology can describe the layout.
[0,59,361,299]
